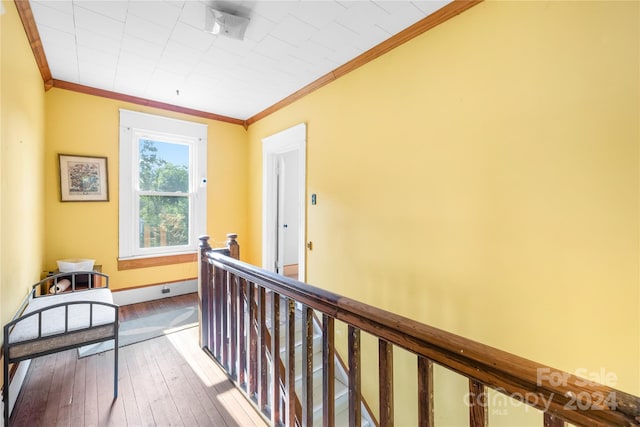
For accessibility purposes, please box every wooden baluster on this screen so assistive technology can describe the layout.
[207,270,215,351]
[238,277,248,390]
[198,235,212,349]
[323,314,335,427]
[221,270,229,369]
[248,281,258,402]
[302,305,314,427]
[258,286,268,414]
[379,340,394,427]
[543,413,565,427]
[271,293,282,425]
[230,273,238,380]
[221,234,239,377]
[348,326,362,427]
[214,265,223,361]
[221,233,238,369]
[286,298,297,427]
[417,357,434,427]
[469,379,488,427]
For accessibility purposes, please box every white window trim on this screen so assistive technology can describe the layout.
[119,109,207,260]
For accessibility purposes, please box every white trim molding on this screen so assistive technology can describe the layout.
[262,123,307,281]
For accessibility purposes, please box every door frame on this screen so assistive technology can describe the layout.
[262,123,306,280]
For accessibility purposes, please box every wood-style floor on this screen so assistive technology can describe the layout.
[9,293,268,427]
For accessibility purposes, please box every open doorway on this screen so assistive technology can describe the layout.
[262,123,306,281]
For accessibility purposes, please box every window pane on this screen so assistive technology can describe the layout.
[120,110,207,258]
[139,195,189,248]
[138,139,189,192]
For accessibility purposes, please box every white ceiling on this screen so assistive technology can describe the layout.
[29,0,452,121]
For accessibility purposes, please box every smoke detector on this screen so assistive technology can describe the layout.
[205,8,250,40]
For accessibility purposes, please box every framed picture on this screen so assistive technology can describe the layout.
[59,154,109,202]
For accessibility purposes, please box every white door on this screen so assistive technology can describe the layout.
[262,123,306,280]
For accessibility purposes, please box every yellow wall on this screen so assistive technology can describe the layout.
[3,0,639,423]
[44,89,248,289]
[0,0,46,341]
[247,1,639,424]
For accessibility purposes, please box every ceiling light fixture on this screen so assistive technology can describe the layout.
[205,8,250,41]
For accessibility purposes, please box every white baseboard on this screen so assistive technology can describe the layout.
[111,279,197,306]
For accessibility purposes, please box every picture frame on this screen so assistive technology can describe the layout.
[59,154,109,202]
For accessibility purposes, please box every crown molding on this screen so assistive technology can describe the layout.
[14,0,52,90]
[52,80,246,126]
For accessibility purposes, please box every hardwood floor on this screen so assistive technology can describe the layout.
[9,293,268,427]
[282,264,298,280]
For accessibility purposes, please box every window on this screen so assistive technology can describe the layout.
[119,110,207,260]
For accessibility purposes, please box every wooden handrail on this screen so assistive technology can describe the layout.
[199,235,640,427]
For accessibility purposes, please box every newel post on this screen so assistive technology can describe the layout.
[227,233,239,260]
[199,235,212,348]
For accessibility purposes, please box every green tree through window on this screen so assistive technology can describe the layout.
[138,139,190,248]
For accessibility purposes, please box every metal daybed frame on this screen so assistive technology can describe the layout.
[3,271,119,427]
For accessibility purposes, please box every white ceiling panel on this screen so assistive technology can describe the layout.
[291,40,335,64]
[76,28,121,56]
[200,45,243,67]
[270,14,316,47]
[120,34,165,61]
[373,1,413,14]
[413,0,450,15]
[242,12,276,42]
[30,2,74,34]
[36,25,78,76]
[73,6,125,38]
[251,1,299,24]
[335,2,389,35]
[73,1,128,22]
[254,35,295,61]
[113,70,152,97]
[77,44,118,68]
[78,62,116,88]
[29,0,454,120]
[179,1,209,28]
[160,41,202,69]
[171,21,214,52]
[291,1,345,29]
[377,3,426,34]
[31,0,73,15]
[353,24,391,52]
[127,1,183,28]
[124,13,172,45]
[311,20,359,51]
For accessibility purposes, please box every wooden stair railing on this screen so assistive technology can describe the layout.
[200,235,374,426]
[199,235,299,423]
[199,235,640,427]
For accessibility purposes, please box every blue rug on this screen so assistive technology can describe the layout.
[78,304,198,358]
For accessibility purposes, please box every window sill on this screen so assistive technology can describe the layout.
[118,253,197,270]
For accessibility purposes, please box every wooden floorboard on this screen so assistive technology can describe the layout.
[55,347,76,426]
[9,293,268,427]
[69,352,86,426]
[84,354,100,426]
[126,344,156,425]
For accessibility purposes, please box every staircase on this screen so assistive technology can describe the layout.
[267,295,374,426]
[199,235,640,427]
